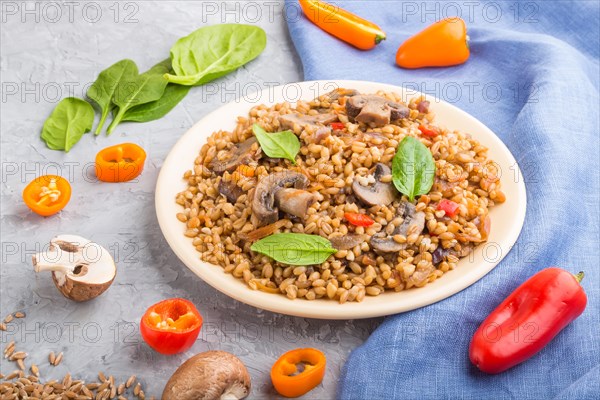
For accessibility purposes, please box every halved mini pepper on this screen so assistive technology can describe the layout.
[22,175,72,216]
[140,298,203,355]
[95,143,146,183]
[271,348,326,398]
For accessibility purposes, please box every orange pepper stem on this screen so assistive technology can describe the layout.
[574,271,584,283]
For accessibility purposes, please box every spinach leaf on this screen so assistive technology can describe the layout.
[120,84,191,123]
[107,65,169,134]
[41,97,95,152]
[165,24,267,86]
[250,233,337,266]
[120,59,191,123]
[392,136,436,201]
[252,124,300,164]
[87,59,138,135]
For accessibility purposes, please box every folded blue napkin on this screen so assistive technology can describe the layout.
[285,1,599,398]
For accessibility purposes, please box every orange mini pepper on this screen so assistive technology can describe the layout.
[95,143,146,183]
[396,18,470,68]
[271,348,326,398]
[23,175,72,217]
[299,0,386,50]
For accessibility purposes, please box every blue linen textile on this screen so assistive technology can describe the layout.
[285,1,600,398]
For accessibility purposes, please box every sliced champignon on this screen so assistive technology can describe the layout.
[416,100,430,114]
[346,95,410,127]
[218,180,245,204]
[209,137,259,174]
[251,171,312,226]
[278,113,338,130]
[162,351,251,400]
[352,163,397,207]
[274,188,316,219]
[370,201,426,253]
[312,126,332,143]
[431,246,451,265]
[329,234,368,250]
[32,234,116,301]
[322,88,360,103]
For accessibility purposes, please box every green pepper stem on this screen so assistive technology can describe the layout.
[574,271,584,283]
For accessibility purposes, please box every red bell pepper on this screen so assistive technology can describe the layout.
[418,124,440,138]
[140,298,203,355]
[344,212,375,227]
[469,268,587,374]
[330,122,345,131]
[437,199,460,217]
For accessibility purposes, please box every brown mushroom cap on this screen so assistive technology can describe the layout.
[162,351,251,400]
[209,137,259,174]
[351,163,397,207]
[346,95,409,127]
[251,171,310,226]
[33,235,116,302]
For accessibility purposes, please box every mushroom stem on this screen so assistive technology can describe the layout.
[32,247,82,275]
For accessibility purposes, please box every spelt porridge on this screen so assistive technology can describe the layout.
[175,88,505,303]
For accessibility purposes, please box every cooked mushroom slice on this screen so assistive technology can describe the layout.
[370,201,426,253]
[312,126,332,143]
[209,137,259,174]
[251,171,310,226]
[395,202,426,237]
[322,88,360,103]
[330,234,368,250]
[278,113,338,130]
[431,246,451,265]
[32,234,116,302]
[352,163,396,206]
[162,351,251,400]
[274,188,315,219]
[218,180,245,204]
[346,95,409,127]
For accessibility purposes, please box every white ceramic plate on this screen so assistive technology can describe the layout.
[156,80,526,320]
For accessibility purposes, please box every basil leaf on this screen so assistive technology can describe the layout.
[120,84,190,123]
[41,97,94,152]
[252,124,300,164]
[251,233,337,266]
[87,59,138,135]
[107,65,169,134]
[165,24,267,86]
[392,136,436,201]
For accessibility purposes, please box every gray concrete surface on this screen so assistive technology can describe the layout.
[0,1,381,398]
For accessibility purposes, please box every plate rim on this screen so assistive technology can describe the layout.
[155,79,527,320]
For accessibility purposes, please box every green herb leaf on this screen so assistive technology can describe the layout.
[87,59,138,135]
[165,24,267,86]
[107,64,169,134]
[252,124,300,164]
[250,233,337,266]
[118,59,190,123]
[41,97,95,152]
[392,136,436,201]
[120,84,190,123]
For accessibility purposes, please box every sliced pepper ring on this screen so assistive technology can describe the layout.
[95,142,146,183]
[22,175,72,217]
[140,298,203,355]
[271,348,326,398]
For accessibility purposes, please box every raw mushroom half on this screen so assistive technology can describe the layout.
[162,351,251,400]
[32,234,116,302]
